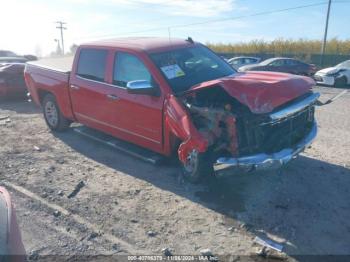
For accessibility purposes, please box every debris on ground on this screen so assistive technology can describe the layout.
[254,236,284,252]
[33,146,41,152]
[256,246,268,258]
[57,190,64,196]
[0,115,9,120]
[112,243,119,250]
[147,230,157,237]
[255,246,287,261]
[162,247,173,256]
[87,232,99,241]
[228,226,236,232]
[53,210,61,217]
[199,248,213,256]
[67,181,85,199]
[0,117,11,126]
[28,249,40,260]
[56,158,65,164]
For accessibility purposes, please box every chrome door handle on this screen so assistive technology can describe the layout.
[106,94,119,100]
[70,84,80,90]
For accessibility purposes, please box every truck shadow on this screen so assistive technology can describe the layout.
[54,128,350,259]
[0,99,39,114]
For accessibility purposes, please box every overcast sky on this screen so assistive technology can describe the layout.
[1,0,349,56]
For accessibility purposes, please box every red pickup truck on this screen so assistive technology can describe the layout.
[24,37,319,182]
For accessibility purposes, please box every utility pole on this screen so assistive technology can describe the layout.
[54,39,61,55]
[321,0,332,66]
[55,21,67,55]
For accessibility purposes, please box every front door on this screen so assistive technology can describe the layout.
[107,51,164,152]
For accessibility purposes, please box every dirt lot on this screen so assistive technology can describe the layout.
[0,86,349,261]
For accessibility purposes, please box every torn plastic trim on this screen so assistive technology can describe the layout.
[213,121,317,176]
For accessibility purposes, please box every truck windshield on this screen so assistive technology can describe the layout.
[150,45,235,94]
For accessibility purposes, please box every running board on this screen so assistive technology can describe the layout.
[73,127,163,165]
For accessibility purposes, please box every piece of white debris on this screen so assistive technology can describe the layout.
[199,248,213,256]
[254,236,283,252]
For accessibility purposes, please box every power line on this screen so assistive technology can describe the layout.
[56,21,67,55]
[73,1,329,40]
[71,0,349,41]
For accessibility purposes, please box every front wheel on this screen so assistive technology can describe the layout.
[181,149,213,183]
[42,94,70,131]
[335,76,347,88]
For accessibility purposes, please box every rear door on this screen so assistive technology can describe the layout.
[69,48,121,132]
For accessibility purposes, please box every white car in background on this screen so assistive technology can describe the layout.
[314,60,350,87]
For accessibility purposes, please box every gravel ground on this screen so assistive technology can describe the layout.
[0,86,349,261]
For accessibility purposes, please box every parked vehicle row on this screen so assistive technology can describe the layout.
[239,57,317,76]
[226,55,349,88]
[227,56,261,70]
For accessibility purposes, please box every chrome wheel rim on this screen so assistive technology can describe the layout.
[184,149,199,173]
[45,101,58,127]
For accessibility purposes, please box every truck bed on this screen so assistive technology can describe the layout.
[26,56,74,73]
[24,56,75,120]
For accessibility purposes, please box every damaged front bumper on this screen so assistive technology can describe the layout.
[213,122,317,176]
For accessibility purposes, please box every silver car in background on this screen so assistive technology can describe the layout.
[227,56,261,70]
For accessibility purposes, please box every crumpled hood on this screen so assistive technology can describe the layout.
[186,71,315,114]
[316,67,339,75]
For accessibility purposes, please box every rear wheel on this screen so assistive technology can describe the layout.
[42,94,70,131]
[181,149,213,183]
[335,76,347,88]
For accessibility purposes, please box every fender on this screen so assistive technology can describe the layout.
[164,94,208,163]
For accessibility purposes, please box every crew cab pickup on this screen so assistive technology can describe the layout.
[25,37,319,182]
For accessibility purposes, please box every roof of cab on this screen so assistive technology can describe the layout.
[82,37,197,53]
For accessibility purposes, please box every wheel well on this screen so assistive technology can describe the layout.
[37,89,52,105]
[336,75,347,82]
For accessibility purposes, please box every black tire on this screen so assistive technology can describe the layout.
[42,94,70,131]
[335,76,347,88]
[181,150,213,183]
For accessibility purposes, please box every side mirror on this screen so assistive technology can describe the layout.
[126,80,159,96]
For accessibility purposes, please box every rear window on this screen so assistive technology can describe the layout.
[76,49,108,82]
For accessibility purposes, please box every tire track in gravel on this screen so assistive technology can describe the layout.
[2,181,146,255]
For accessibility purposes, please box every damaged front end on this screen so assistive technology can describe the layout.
[179,82,319,177]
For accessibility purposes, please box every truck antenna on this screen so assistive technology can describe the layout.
[186,37,194,44]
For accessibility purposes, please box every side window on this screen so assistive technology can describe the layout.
[113,52,152,87]
[286,59,297,66]
[230,59,239,65]
[76,49,108,82]
[270,60,283,66]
